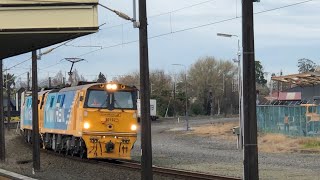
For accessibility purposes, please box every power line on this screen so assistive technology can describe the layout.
[254,0,313,15]
[72,0,218,45]
[5,38,75,72]
[74,0,314,58]
[6,0,314,74]
[149,0,217,18]
[1,0,249,72]
[100,0,217,30]
[6,58,31,71]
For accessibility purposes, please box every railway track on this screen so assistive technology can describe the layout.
[114,160,240,180]
[42,149,240,180]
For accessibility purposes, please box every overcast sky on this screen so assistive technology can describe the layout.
[5,0,320,82]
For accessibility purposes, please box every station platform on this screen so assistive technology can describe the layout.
[0,169,36,180]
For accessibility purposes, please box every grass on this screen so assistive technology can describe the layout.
[191,121,238,141]
[190,122,320,153]
[303,139,320,148]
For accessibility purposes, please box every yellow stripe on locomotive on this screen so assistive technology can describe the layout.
[20,82,138,160]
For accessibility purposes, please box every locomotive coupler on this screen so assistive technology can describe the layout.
[106,140,115,153]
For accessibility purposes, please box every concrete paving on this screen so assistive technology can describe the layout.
[0,168,37,180]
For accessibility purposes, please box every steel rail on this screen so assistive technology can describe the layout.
[39,148,240,180]
[116,160,240,180]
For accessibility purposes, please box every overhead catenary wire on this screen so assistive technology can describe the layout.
[5,38,76,72]
[5,0,315,79]
[75,0,314,58]
[71,0,218,45]
[101,0,218,30]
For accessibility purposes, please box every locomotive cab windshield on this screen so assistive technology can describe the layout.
[84,89,136,110]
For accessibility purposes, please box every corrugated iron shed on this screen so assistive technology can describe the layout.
[271,72,320,86]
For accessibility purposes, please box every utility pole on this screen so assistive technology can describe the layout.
[6,76,11,131]
[173,81,176,117]
[32,50,40,172]
[27,72,30,91]
[242,0,259,179]
[0,59,5,162]
[139,0,153,179]
[172,64,189,130]
[48,77,52,88]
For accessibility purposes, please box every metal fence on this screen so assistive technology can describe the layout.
[257,104,320,136]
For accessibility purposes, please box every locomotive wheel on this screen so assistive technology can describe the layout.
[70,146,78,157]
[79,149,87,159]
[65,149,69,156]
[70,149,76,157]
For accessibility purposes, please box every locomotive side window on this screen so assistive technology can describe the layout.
[60,94,65,108]
[28,99,32,108]
[57,95,61,103]
[86,90,109,108]
[49,96,55,108]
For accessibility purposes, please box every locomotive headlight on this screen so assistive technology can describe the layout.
[84,122,90,129]
[106,84,118,90]
[131,124,137,131]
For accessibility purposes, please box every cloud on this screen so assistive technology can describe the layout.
[6,0,320,80]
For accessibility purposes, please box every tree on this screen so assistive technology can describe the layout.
[298,58,316,73]
[149,70,173,117]
[112,72,139,86]
[68,69,87,86]
[4,73,15,88]
[3,73,15,98]
[52,71,64,86]
[15,77,27,89]
[113,70,173,117]
[255,61,267,85]
[97,72,107,83]
[188,56,237,115]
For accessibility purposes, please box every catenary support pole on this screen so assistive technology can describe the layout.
[6,77,11,131]
[139,0,153,179]
[49,77,52,88]
[0,59,5,162]
[185,69,189,130]
[242,0,259,179]
[27,72,30,91]
[32,51,40,171]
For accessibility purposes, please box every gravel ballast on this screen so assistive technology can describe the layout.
[0,130,176,180]
[1,117,320,179]
[132,117,320,180]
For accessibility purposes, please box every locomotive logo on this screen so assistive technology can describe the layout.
[103,112,121,117]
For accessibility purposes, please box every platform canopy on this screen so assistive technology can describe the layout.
[0,0,99,59]
[271,72,320,86]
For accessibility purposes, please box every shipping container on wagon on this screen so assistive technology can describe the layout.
[137,99,158,121]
